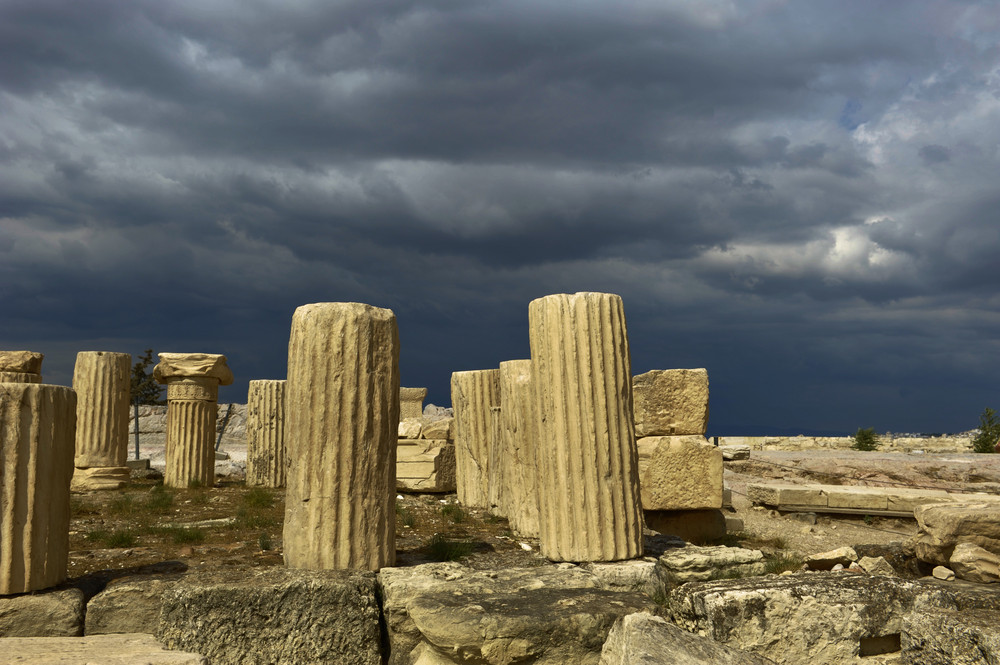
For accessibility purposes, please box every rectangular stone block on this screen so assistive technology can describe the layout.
[0,588,83,636]
[632,369,709,437]
[399,388,427,421]
[746,483,829,508]
[636,436,722,510]
[0,634,206,664]
[420,417,453,441]
[885,489,953,513]
[156,568,382,665]
[826,487,889,511]
[396,440,455,493]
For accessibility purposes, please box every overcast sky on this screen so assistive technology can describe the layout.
[2,0,999,435]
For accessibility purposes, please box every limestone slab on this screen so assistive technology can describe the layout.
[397,419,422,439]
[656,545,765,587]
[949,541,1000,584]
[1,384,76,595]
[157,568,381,665]
[0,351,43,374]
[636,435,722,510]
[600,611,777,665]
[529,292,643,562]
[451,369,500,509]
[86,578,179,635]
[910,501,1000,566]
[396,440,456,492]
[283,302,399,571]
[420,416,454,441]
[0,633,206,664]
[826,487,889,511]
[746,483,829,508]
[0,371,41,384]
[0,587,83,636]
[632,368,709,437]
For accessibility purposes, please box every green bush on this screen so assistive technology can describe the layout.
[851,427,880,451]
[972,408,1000,453]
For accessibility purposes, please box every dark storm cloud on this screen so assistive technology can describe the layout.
[2,0,999,432]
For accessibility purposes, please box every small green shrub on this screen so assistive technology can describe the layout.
[146,485,174,513]
[243,488,274,509]
[108,493,137,516]
[764,554,804,575]
[441,504,465,524]
[426,533,473,561]
[396,503,416,528]
[232,506,277,530]
[972,408,1000,454]
[258,532,273,551]
[851,427,881,451]
[169,527,205,545]
[105,529,137,548]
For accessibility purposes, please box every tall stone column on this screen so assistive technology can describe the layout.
[153,354,233,488]
[499,359,540,537]
[0,350,43,384]
[529,292,643,562]
[71,351,132,491]
[246,379,286,488]
[1,384,76,595]
[451,369,500,509]
[283,302,399,571]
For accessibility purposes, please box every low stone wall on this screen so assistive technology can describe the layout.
[128,404,246,448]
[715,434,974,453]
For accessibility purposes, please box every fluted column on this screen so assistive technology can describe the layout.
[451,369,500,509]
[71,351,131,491]
[1,384,76,594]
[499,359,540,537]
[153,354,233,488]
[529,292,642,562]
[283,302,399,571]
[246,379,287,488]
[0,350,43,384]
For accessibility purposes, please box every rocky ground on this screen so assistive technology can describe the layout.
[66,447,1000,584]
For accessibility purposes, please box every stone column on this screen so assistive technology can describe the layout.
[0,350,43,384]
[499,359,540,537]
[450,369,500,509]
[71,351,132,491]
[529,292,643,562]
[399,387,428,421]
[246,379,286,488]
[153,354,233,488]
[1,384,76,595]
[283,302,399,571]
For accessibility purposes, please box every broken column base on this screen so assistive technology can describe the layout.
[71,467,130,492]
[396,440,455,493]
[645,509,740,543]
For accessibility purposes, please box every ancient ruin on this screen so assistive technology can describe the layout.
[283,302,399,571]
[498,359,540,537]
[153,353,234,488]
[245,379,286,488]
[451,368,500,509]
[529,292,643,562]
[399,387,428,421]
[0,383,76,595]
[71,351,132,491]
[632,368,709,437]
[0,350,44,384]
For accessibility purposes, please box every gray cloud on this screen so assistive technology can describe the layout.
[2,0,999,433]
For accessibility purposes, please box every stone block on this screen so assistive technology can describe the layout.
[245,379,286,488]
[0,587,83,636]
[886,488,953,513]
[397,419,422,439]
[86,578,179,635]
[910,501,1000,566]
[0,633,206,664]
[644,509,728,543]
[636,435,722,510]
[283,302,399,571]
[451,369,500,509]
[632,369,709,437]
[902,607,1000,664]
[804,546,858,570]
[420,416,453,441]
[949,542,1000,584]
[0,371,41,383]
[1,384,76,595]
[529,292,643,562]
[378,562,650,665]
[498,359,540,537]
[0,350,43,374]
[655,545,764,587]
[396,440,456,492]
[156,568,382,665]
[71,466,130,491]
[826,487,889,511]
[600,611,777,665]
[399,387,427,421]
[746,483,829,508]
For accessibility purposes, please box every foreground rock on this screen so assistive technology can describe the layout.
[669,572,932,664]
[0,633,206,664]
[600,612,776,665]
[379,562,653,665]
[157,568,382,665]
[86,578,181,635]
[656,545,765,587]
[0,587,83,637]
[910,501,1000,582]
[903,607,1000,664]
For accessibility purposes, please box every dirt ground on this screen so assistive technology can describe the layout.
[66,449,1000,586]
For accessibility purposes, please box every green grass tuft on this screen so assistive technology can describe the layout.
[426,533,474,561]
